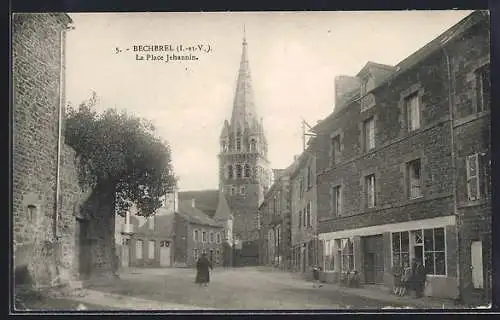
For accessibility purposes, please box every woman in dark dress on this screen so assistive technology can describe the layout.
[195,253,213,287]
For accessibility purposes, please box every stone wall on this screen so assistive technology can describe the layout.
[12,13,76,288]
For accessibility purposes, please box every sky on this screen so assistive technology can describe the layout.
[65,10,473,191]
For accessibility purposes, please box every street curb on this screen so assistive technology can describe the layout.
[68,289,214,311]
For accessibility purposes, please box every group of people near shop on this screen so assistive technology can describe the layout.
[392,257,428,298]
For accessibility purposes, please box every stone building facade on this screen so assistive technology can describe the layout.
[290,150,319,273]
[12,13,82,288]
[258,167,293,269]
[313,11,490,303]
[218,35,272,266]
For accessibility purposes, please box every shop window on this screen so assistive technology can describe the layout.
[423,228,446,275]
[323,240,335,271]
[336,238,354,272]
[392,231,410,267]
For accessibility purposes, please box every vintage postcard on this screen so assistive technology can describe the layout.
[11,10,492,313]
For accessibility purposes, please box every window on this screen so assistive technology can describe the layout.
[236,164,242,179]
[148,217,154,230]
[160,240,169,247]
[332,185,342,216]
[236,132,242,151]
[323,240,334,271]
[227,165,234,179]
[392,231,410,267]
[221,140,228,152]
[193,248,199,261]
[244,163,251,178]
[231,185,236,196]
[193,229,199,242]
[216,249,221,264]
[298,210,302,229]
[250,139,257,152]
[365,174,376,208]
[336,238,354,272]
[239,186,246,195]
[466,153,480,201]
[299,178,304,199]
[406,93,421,131]
[331,135,341,165]
[306,201,311,227]
[423,228,446,275]
[135,240,143,259]
[302,209,306,227]
[407,159,422,199]
[202,231,207,243]
[363,117,375,151]
[307,166,312,190]
[216,232,221,244]
[148,240,155,259]
[475,64,490,112]
[273,196,278,214]
[210,232,214,243]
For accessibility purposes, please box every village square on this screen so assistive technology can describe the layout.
[12,11,491,311]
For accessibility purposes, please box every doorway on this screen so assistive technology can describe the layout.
[471,241,484,289]
[159,240,171,267]
[77,219,92,279]
[362,234,384,284]
[121,238,130,268]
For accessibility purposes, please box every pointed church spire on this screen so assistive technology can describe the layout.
[231,28,257,129]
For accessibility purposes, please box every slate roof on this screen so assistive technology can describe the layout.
[178,190,219,217]
[177,201,223,228]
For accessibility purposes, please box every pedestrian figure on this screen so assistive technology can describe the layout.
[312,265,322,288]
[195,253,212,287]
[400,261,412,296]
[412,258,427,298]
[391,257,403,295]
[111,246,120,279]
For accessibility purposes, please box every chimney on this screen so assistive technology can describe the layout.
[191,198,196,208]
[334,75,361,110]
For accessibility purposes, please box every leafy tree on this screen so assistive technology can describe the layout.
[64,92,177,217]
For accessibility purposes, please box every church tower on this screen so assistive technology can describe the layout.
[218,32,272,245]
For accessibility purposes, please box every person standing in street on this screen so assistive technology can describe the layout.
[412,258,427,298]
[400,262,412,296]
[312,265,322,288]
[195,253,213,288]
[391,257,402,295]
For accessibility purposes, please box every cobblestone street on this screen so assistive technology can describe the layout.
[74,267,457,310]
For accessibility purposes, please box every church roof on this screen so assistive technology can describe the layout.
[230,34,259,129]
[213,191,233,222]
[178,190,219,217]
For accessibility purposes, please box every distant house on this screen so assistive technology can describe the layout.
[115,205,175,269]
[115,191,230,269]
